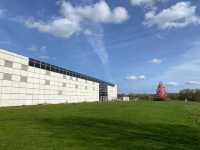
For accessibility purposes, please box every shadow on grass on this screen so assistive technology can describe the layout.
[36,116,200,150]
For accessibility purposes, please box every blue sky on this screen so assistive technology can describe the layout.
[0,0,200,93]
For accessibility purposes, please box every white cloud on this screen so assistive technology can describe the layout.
[130,0,159,7]
[73,1,129,23]
[24,1,128,65]
[166,82,178,87]
[25,18,81,38]
[144,2,200,29]
[126,75,146,80]
[24,1,129,38]
[185,81,200,85]
[28,45,47,52]
[138,75,146,80]
[84,26,109,64]
[148,58,162,64]
[112,7,129,23]
[126,75,137,80]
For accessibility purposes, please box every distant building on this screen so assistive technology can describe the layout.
[0,49,117,107]
[122,96,130,101]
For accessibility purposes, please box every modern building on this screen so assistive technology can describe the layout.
[0,49,117,107]
[122,96,130,101]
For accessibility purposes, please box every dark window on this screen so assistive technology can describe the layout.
[54,66,59,73]
[29,60,34,66]
[61,69,65,74]
[51,65,56,72]
[46,64,50,71]
[66,71,70,75]
[28,58,114,87]
[41,63,46,69]
[56,67,59,73]
[34,61,40,68]
[58,68,62,73]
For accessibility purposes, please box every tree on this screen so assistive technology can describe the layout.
[156,82,167,100]
[179,89,200,101]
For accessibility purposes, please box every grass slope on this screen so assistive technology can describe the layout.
[0,101,200,150]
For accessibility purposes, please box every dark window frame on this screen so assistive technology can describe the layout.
[28,58,115,87]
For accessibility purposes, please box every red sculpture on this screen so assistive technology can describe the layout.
[156,82,167,100]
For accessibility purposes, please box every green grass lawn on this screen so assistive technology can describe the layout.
[0,101,200,150]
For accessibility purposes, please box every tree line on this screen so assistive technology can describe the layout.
[119,89,200,102]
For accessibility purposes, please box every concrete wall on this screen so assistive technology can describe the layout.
[107,85,118,101]
[0,49,99,107]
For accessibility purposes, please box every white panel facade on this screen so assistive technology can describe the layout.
[0,49,100,107]
[107,85,118,101]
